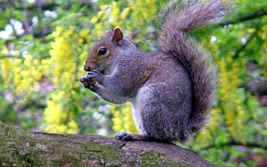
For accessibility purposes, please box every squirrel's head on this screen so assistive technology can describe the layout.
[84,28,124,73]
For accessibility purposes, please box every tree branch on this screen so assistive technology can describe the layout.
[0,121,214,167]
[218,10,267,27]
[233,30,257,59]
[1,2,57,11]
[21,0,32,36]
[0,55,22,60]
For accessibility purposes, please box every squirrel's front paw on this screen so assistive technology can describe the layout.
[86,70,104,83]
[79,75,98,92]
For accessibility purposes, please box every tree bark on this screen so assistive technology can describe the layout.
[0,121,214,167]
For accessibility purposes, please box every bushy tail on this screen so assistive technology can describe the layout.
[158,0,229,132]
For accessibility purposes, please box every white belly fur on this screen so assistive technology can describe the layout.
[130,85,153,134]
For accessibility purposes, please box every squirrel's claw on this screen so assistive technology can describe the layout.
[86,70,103,83]
[79,76,86,82]
[79,75,98,92]
[114,132,137,141]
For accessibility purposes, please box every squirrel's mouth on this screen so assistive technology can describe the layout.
[100,70,105,74]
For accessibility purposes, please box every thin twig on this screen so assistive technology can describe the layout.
[21,0,32,35]
[218,10,267,27]
[0,56,22,60]
[233,30,258,59]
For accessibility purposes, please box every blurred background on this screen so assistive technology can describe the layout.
[0,0,266,166]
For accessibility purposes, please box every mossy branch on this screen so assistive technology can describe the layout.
[0,121,214,167]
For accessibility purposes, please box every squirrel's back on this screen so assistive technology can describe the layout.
[157,0,229,133]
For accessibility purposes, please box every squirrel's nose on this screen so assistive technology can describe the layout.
[84,64,90,71]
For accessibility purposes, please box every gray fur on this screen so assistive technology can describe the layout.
[80,0,228,143]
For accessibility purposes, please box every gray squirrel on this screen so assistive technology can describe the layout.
[80,0,229,143]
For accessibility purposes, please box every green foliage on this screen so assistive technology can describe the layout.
[0,0,266,166]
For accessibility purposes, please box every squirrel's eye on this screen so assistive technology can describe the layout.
[98,48,107,56]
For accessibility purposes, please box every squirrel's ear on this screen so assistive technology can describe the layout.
[106,30,113,38]
[112,28,123,46]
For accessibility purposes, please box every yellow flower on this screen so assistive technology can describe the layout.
[121,8,130,20]
[90,17,98,24]
[111,103,138,134]
[42,26,83,134]
[100,5,108,11]
[56,125,67,133]
[52,26,64,37]
[68,120,78,129]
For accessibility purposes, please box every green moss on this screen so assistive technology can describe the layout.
[140,151,190,167]
[86,142,121,166]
